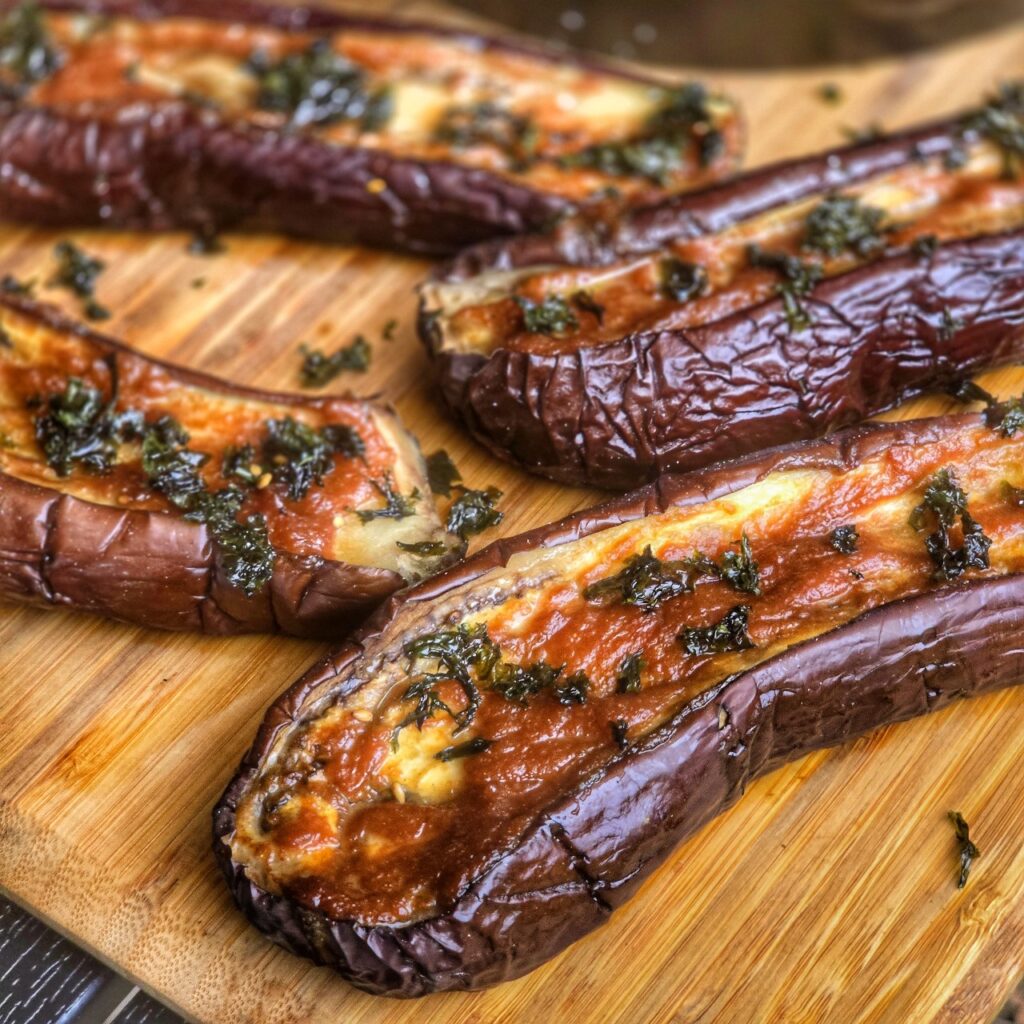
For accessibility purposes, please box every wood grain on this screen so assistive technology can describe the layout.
[1,6,1023,1022]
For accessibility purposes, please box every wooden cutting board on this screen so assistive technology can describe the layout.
[1,6,1023,1022]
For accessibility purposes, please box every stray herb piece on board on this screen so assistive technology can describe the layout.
[446,485,503,539]
[299,335,372,386]
[49,241,109,320]
[948,810,979,889]
[425,449,461,497]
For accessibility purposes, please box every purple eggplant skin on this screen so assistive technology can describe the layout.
[213,414,1024,997]
[421,116,1024,489]
[0,0,738,256]
[0,295,450,638]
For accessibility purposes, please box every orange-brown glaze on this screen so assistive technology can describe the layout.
[0,311,397,561]
[234,422,1024,925]
[441,150,1024,356]
[21,12,738,203]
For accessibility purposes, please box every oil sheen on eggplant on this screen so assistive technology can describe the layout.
[0,0,741,253]
[0,295,456,635]
[218,412,1024,995]
[421,90,1024,487]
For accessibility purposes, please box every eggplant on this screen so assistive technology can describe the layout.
[420,88,1024,488]
[216,410,1024,995]
[0,0,742,255]
[0,294,459,635]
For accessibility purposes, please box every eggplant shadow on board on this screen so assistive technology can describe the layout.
[420,85,1024,488]
[217,409,1024,995]
[0,295,460,636]
[0,0,743,254]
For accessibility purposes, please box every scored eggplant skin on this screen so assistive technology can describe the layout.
[0,295,450,637]
[214,414,1024,996]
[0,0,741,255]
[422,115,1024,488]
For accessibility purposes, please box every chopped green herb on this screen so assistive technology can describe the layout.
[357,477,419,522]
[948,378,1024,437]
[747,244,823,331]
[491,661,562,705]
[425,448,461,497]
[515,295,578,336]
[817,82,842,105]
[381,318,398,341]
[49,240,108,320]
[961,81,1023,179]
[616,652,645,693]
[610,719,629,750]
[433,100,538,169]
[646,81,724,167]
[446,485,503,540]
[33,373,141,477]
[660,258,708,303]
[829,524,859,554]
[910,234,939,259]
[299,335,371,387]
[261,416,363,501]
[909,468,991,580]
[0,273,33,295]
[679,605,754,656]
[803,194,888,258]
[396,539,447,557]
[0,2,61,93]
[247,39,392,130]
[222,443,261,486]
[948,810,979,889]
[141,415,207,507]
[209,508,275,596]
[435,736,493,761]
[719,534,761,595]
[554,670,590,706]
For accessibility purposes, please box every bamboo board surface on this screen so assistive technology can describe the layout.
[1,5,1023,1022]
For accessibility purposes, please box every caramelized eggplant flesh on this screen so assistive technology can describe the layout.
[0,0,741,253]
[421,89,1024,486]
[0,296,457,635]
[217,413,1024,994]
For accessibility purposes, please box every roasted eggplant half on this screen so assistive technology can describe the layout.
[421,87,1024,488]
[216,410,1024,995]
[0,295,458,635]
[0,0,742,254]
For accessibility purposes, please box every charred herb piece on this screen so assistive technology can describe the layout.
[446,485,503,540]
[616,652,645,693]
[829,524,859,554]
[0,2,61,93]
[357,476,419,522]
[425,449,461,497]
[248,39,392,130]
[491,661,562,705]
[141,415,207,507]
[803,194,888,258]
[962,81,1023,179]
[660,258,708,303]
[49,241,108,320]
[0,273,33,296]
[911,234,939,259]
[571,290,605,323]
[436,736,493,761]
[205,505,275,596]
[554,671,590,706]
[611,719,629,750]
[948,810,980,889]
[381,318,398,341]
[584,545,715,612]
[434,101,538,169]
[909,468,991,580]
[261,416,363,501]
[719,534,761,595]
[299,335,371,386]
[396,539,447,557]
[34,374,142,477]
[747,244,823,331]
[948,379,1024,437]
[679,605,754,656]
[516,295,578,336]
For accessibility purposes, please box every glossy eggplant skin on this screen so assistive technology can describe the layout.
[214,414,1024,996]
[0,296,444,637]
[0,0,739,255]
[422,118,1024,488]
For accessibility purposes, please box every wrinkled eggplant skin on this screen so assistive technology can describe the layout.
[0,0,712,255]
[424,117,1024,488]
[214,415,1024,996]
[433,230,1024,489]
[0,295,410,637]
